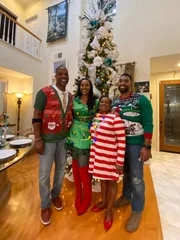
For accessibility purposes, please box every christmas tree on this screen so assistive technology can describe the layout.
[75,0,119,99]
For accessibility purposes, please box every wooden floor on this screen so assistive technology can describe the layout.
[0,152,163,240]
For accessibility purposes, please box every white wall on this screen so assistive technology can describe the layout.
[0,40,43,99]
[151,72,180,149]
[24,0,81,93]
[113,0,180,82]
[0,0,25,23]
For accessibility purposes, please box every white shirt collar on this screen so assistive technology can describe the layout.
[52,84,67,95]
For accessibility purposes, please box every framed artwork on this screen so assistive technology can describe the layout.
[134,81,150,93]
[47,0,68,42]
[52,58,68,76]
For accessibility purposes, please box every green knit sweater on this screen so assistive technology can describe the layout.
[111,93,153,145]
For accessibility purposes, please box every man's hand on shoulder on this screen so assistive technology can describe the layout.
[111,108,119,115]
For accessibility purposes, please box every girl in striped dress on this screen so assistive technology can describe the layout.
[89,96,126,231]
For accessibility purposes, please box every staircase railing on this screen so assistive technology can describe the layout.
[0,9,42,60]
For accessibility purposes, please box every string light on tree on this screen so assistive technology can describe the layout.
[75,0,120,98]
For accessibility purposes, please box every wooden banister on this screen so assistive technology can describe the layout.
[0,9,42,42]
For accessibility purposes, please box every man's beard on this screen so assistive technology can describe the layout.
[118,86,130,94]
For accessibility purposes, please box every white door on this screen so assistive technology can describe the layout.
[25,16,38,58]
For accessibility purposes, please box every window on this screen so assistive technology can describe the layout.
[0,5,17,45]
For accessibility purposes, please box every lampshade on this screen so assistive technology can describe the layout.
[12,92,26,98]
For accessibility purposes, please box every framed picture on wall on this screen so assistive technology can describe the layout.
[134,81,149,93]
[52,58,68,76]
[47,0,68,42]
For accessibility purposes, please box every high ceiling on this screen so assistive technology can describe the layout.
[16,0,39,6]
[17,0,33,4]
[19,0,30,3]
[151,53,180,74]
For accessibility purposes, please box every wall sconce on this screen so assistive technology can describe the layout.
[12,92,26,134]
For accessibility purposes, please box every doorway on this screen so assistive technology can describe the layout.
[159,80,180,153]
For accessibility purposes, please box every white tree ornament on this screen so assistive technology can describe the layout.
[88,64,96,81]
[90,36,101,50]
[97,26,109,38]
[93,56,103,67]
[88,50,97,58]
[104,21,111,30]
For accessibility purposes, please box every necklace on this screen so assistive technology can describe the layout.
[92,111,112,143]
[92,114,106,135]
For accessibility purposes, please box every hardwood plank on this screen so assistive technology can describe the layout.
[0,153,163,240]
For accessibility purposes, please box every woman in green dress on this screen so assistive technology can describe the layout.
[66,78,99,215]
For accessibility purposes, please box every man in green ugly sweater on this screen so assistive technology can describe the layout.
[112,73,153,233]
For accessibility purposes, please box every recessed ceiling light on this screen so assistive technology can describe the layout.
[177,63,180,67]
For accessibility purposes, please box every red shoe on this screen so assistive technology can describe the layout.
[52,197,63,211]
[41,208,51,226]
[104,217,113,231]
[91,204,106,212]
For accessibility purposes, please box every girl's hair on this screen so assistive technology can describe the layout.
[99,95,112,105]
[76,78,97,110]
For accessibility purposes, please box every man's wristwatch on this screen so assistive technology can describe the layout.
[142,144,151,150]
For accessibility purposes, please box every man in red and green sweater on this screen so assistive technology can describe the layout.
[32,66,73,226]
[112,73,153,233]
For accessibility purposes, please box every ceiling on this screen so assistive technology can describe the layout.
[0,66,31,79]
[151,53,180,74]
[18,0,30,3]
[17,0,33,4]
[16,0,39,6]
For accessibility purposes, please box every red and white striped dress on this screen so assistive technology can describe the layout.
[89,113,126,180]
